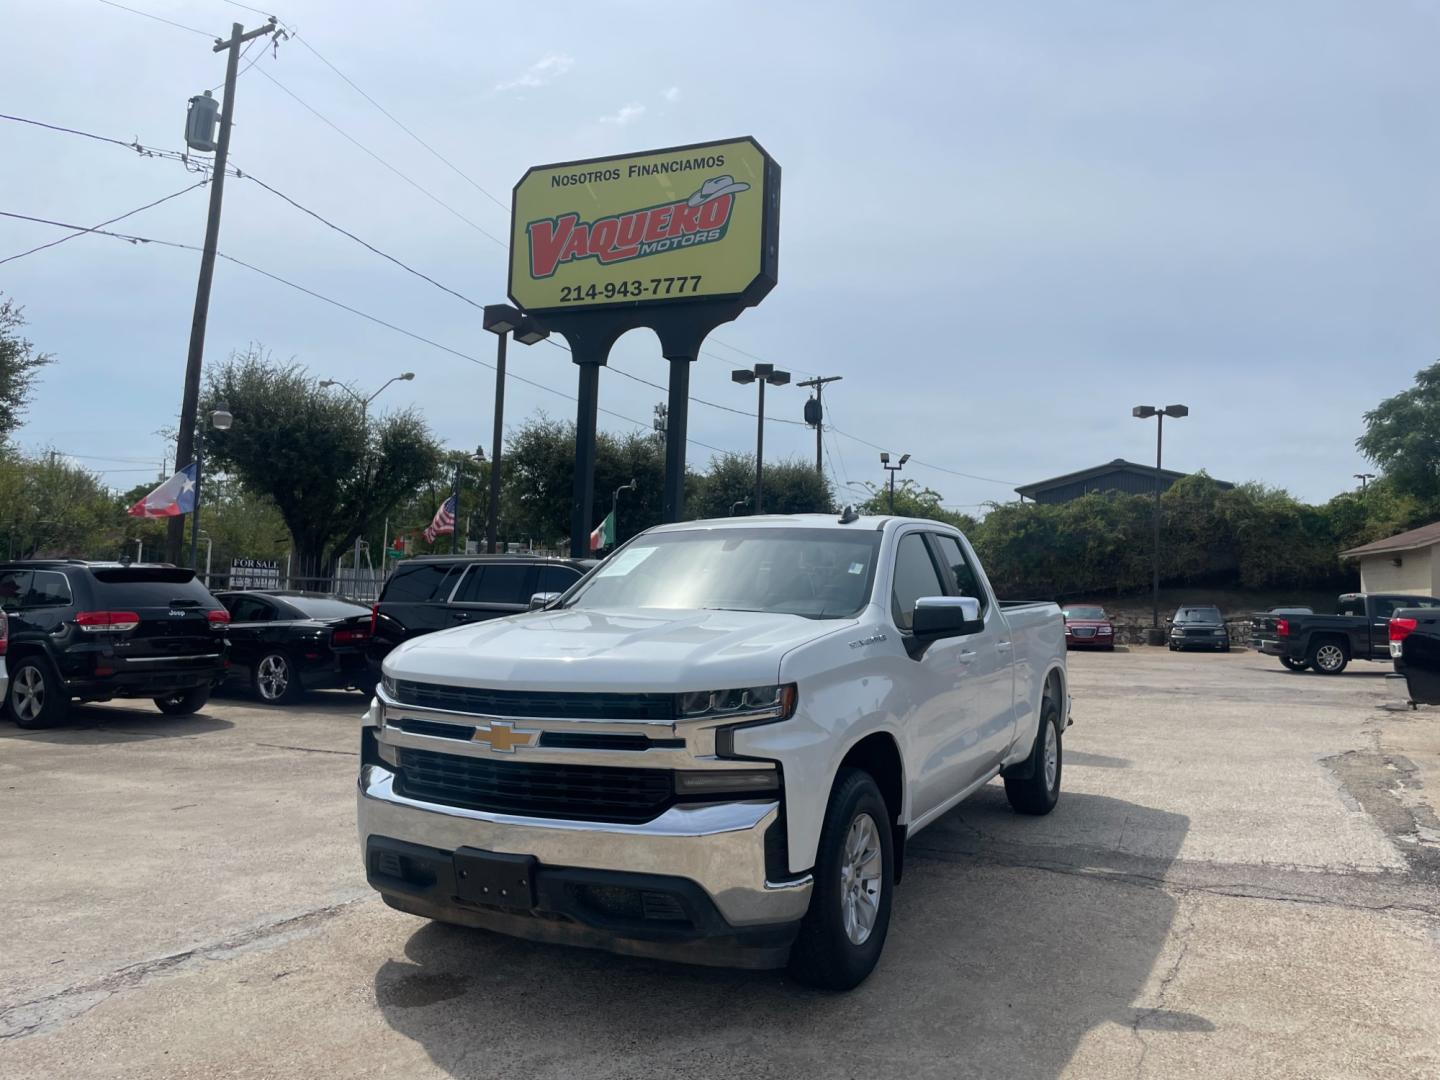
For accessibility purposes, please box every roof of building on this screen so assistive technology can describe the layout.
[1015,458,1232,499]
[1340,521,1440,558]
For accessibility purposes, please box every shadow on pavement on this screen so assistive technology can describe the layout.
[374,790,1191,1079]
[0,705,233,743]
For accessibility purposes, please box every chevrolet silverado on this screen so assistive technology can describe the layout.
[357,512,1070,989]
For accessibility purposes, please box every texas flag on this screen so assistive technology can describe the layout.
[127,463,198,518]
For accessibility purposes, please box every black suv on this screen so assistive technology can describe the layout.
[0,561,230,728]
[368,554,594,669]
[1168,604,1231,652]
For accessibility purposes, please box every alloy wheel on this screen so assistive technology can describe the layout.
[1044,718,1059,791]
[12,666,44,722]
[257,655,290,700]
[1316,644,1344,672]
[840,812,883,945]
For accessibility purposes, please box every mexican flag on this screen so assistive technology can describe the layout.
[589,511,615,552]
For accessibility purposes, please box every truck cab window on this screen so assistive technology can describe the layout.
[891,533,945,632]
[932,535,988,616]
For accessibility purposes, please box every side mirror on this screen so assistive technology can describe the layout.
[528,592,561,611]
[913,596,984,639]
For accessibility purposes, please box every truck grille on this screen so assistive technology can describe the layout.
[392,680,674,721]
[395,747,674,823]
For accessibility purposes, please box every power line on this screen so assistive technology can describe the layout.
[2,210,730,455]
[0,112,234,177]
[238,173,486,312]
[253,66,507,248]
[95,0,214,37]
[0,180,207,265]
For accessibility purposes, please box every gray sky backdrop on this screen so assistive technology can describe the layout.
[3,0,1436,510]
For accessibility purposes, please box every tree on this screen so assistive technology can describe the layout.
[0,452,119,558]
[1358,360,1440,505]
[0,295,54,444]
[855,479,976,531]
[202,348,442,574]
[686,455,833,520]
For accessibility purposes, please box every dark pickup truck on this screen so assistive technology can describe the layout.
[1251,592,1440,674]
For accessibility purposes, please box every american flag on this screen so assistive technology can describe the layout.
[424,495,456,543]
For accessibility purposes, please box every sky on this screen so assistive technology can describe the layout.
[3,0,1437,512]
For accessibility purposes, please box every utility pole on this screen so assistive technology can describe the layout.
[450,459,464,555]
[166,18,277,564]
[797,375,842,476]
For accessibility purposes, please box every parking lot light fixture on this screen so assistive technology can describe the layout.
[482,308,548,552]
[882,452,908,513]
[732,363,792,513]
[1133,403,1190,635]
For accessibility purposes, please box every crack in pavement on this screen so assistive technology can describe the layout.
[1131,905,1198,1080]
[907,843,1440,918]
[253,742,358,757]
[0,895,369,1042]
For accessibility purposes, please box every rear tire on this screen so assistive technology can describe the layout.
[1308,639,1349,675]
[1280,656,1308,672]
[154,685,210,716]
[251,651,303,704]
[788,768,893,991]
[1004,698,1062,816]
[8,656,69,729]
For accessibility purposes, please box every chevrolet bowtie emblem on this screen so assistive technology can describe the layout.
[472,721,537,753]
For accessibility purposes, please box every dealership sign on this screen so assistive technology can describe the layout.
[510,137,779,314]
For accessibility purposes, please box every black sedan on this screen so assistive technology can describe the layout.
[215,591,373,704]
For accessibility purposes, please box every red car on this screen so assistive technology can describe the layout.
[1063,604,1115,650]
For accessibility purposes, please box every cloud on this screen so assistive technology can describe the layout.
[599,103,646,126]
[661,86,681,103]
[494,53,574,93]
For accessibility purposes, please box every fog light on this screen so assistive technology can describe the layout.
[674,769,778,796]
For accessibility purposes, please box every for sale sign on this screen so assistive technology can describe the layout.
[509,137,779,314]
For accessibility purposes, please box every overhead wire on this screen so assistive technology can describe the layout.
[95,0,215,37]
[0,210,739,454]
[252,66,507,248]
[0,180,208,265]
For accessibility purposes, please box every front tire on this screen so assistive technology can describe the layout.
[1004,697,1062,816]
[154,686,210,716]
[8,657,69,729]
[788,768,893,991]
[1308,639,1349,675]
[252,651,302,704]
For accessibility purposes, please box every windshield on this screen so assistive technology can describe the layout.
[1174,607,1222,624]
[561,527,882,619]
[1064,606,1107,620]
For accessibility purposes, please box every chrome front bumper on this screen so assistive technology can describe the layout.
[357,763,812,928]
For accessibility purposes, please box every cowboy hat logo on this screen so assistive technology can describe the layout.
[687,175,750,207]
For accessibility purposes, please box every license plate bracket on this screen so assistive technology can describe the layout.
[452,848,536,911]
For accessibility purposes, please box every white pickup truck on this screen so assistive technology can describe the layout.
[358,512,1069,989]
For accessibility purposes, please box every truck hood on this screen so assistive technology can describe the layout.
[384,606,851,691]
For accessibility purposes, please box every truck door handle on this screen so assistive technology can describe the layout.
[452,612,470,622]
[958,650,977,663]
[996,641,1013,651]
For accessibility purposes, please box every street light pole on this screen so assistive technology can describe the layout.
[190,402,232,572]
[1354,472,1375,494]
[483,305,549,553]
[320,372,415,586]
[1132,403,1190,633]
[881,452,909,513]
[732,363,791,514]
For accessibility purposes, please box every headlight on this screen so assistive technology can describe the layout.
[1097,626,1113,635]
[382,672,397,698]
[677,684,797,720]
[1214,629,1227,636]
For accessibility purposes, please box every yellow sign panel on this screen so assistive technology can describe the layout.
[509,137,778,314]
